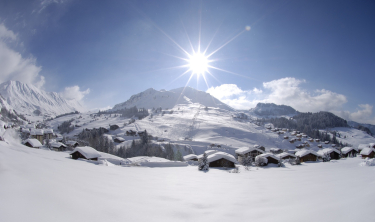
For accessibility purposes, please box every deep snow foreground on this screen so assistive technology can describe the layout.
[1,141,375,222]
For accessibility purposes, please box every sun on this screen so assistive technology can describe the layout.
[188,52,209,76]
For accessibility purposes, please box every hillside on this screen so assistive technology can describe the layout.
[249,103,298,116]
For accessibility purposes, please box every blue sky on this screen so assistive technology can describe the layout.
[0,0,374,123]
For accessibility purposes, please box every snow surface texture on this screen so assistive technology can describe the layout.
[111,87,233,111]
[1,136,375,222]
[0,81,84,116]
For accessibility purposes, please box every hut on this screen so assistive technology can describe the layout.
[183,154,198,161]
[51,142,67,152]
[114,137,125,143]
[24,139,42,149]
[289,139,296,144]
[66,141,79,148]
[318,144,323,148]
[270,148,283,154]
[205,152,238,168]
[370,143,375,148]
[358,144,369,153]
[255,153,280,165]
[197,150,219,159]
[110,125,120,131]
[253,144,265,151]
[295,150,320,162]
[296,144,305,149]
[276,152,296,160]
[324,141,330,144]
[284,136,289,140]
[30,129,44,144]
[317,148,341,160]
[360,148,375,159]
[70,146,101,161]
[341,147,358,158]
[235,146,265,162]
[315,139,320,142]
[44,129,54,140]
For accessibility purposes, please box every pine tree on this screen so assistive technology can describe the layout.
[241,155,252,170]
[142,130,149,144]
[175,149,183,161]
[198,153,209,171]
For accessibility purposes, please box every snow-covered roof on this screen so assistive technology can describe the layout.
[197,150,218,159]
[114,137,125,142]
[358,144,369,150]
[66,141,78,146]
[256,153,280,161]
[21,128,30,133]
[235,146,264,155]
[25,124,35,129]
[270,148,281,152]
[44,129,53,134]
[369,143,375,148]
[70,146,101,159]
[206,151,238,164]
[277,152,296,159]
[295,149,320,158]
[24,139,42,147]
[317,148,340,156]
[30,129,44,136]
[51,142,67,148]
[360,148,375,156]
[183,154,198,161]
[253,144,264,149]
[341,147,358,154]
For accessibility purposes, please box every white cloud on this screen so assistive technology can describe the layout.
[335,104,375,125]
[61,86,90,101]
[0,23,45,88]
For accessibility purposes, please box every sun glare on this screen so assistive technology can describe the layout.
[189,52,209,76]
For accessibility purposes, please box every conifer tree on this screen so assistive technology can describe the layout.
[198,153,209,171]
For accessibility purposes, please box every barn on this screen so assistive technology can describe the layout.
[70,146,101,161]
[183,154,198,161]
[276,152,296,160]
[24,139,42,149]
[255,153,280,165]
[360,148,375,159]
[341,147,359,157]
[235,146,265,162]
[317,148,341,160]
[295,150,320,162]
[205,152,238,168]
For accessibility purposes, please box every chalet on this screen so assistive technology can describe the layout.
[289,139,296,144]
[126,130,137,136]
[331,144,336,147]
[315,139,320,142]
[370,143,375,148]
[358,144,369,153]
[51,142,67,152]
[296,138,302,141]
[291,131,297,136]
[308,138,314,142]
[197,150,219,159]
[114,137,125,143]
[138,131,145,137]
[276,152,296,160]
[255,153,280,165]
[302,134,308,138]
[205,152,238,168]
[30,129,44,144]
[324,141,330,144]
[295,150,320,162]
[296,134,302,138]
[110,125,119,131]
[360,148,375,159]
[284,136,289,140]
[270,148,283,154]
[235,146,265,162]
[24,139,42,149]
[341,147,358,157]
[318,144,323,148]
[277,131,284,135]
[317,148,341,160]
[296,144,305,149]
[70,146,101,161]
[282,128,288,132]
[44,129,54,140]
[183,154,198,161]
[66,141,79,148]
[254,144,265,151]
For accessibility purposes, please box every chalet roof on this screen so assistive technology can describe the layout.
[341,147,358,154]
[197,150,218,159]
[369,143,375,148]
[114,137,125,142]
[66,141,79,146]
[44,129,53,134]
[270,148,281,152]
[30,129,44,136]
[317,148,340,156]
[206,152,238,164]
[360,148,375,156]
[358,144,369,150]
[70,146,101,159]
[235,146,265,155]
[24,139,42,148]
[277,152,296,159]
[256,153,280,161]
[183,154,198,161]
[51,142,67,148]
[295,149,320,158]
[21,128,30,133]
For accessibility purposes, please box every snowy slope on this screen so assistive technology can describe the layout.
[111,87,233,111]
[0,81,84,116]
[1,133,375,222]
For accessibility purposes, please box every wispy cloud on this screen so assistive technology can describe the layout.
[207,77,375,124]
[60,85,90,101]
[0,23,45,88]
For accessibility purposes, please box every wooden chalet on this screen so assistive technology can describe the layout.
[317,148,341,160]
[24,139,42,149]
[360,148,375,159]
[284,136,289,140]
[341,147,358,157]
[44,129,54,140]
[51,142,67,152]
[254,144,265,151]
[114,137,125,143]
[70,146,101,161]
[255,153,280,165]
[295,150,319,162]
[235,146,265,162]
[205,152,238,168]
[270,148,283,154]
[66,141,79,148]
[277,152,296,160]
[30,129,44,144]
[126,130,137,136]
[110,125,120,130]
[318,144,323,148]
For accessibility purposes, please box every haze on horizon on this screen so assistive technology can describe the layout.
[0,0,374,124]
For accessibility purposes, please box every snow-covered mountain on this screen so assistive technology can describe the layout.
[249,103,298,116]
[0,81,85,116]
[111,87,233,111]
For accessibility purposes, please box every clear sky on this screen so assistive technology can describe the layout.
[0,0,374,123]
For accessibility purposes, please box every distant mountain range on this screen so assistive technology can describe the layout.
[249,103,299,116]
[111,86,233,111]
[0,81,84,117]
